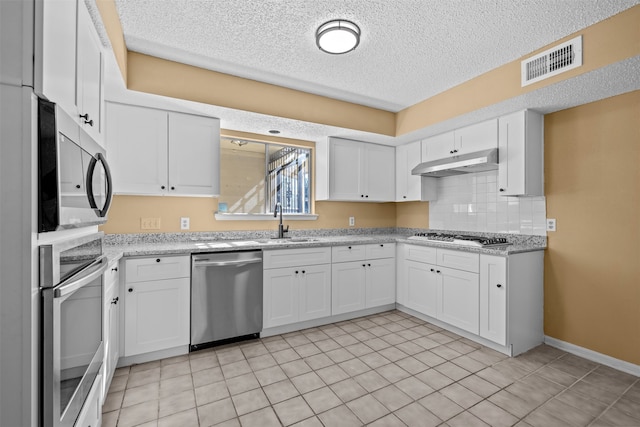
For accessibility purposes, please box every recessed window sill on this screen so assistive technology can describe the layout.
[214,213,318,221]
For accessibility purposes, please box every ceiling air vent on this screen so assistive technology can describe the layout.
[521,35,582,86]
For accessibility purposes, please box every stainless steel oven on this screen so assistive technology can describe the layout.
[40,232,107,427]
[38,97,113,232]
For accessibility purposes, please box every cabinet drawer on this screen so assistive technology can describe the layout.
[365,243,395,259]
[104,259,120,292]
[125,255,191,283]
[437,249,479,273]
[332,245,366,263]
[404,244,437,264]
[264,247,331,269]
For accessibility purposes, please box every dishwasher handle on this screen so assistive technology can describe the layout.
[193,257,262,268]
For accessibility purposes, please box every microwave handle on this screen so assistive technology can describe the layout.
[54,256,109,298]
[86,152,113,217]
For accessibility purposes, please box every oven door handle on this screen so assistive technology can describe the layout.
[54,255,109,298]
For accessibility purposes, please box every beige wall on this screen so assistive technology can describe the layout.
[100,198,397,234]
[396,202,429,229]
[544,91,640,364]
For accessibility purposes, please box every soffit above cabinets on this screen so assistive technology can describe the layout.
[88,1,640,146]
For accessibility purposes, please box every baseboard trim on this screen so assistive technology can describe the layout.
[544,336,640,376]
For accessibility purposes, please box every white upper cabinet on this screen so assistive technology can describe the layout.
[34,0,104,144]
[106,102,220,197]
[168,112,221,196]
[75,3,104,143]
[317,137,395,202]
[498,110,544,196]
[395,140,422,202]
[422,119,498,161]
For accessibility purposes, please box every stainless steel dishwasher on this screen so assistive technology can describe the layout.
[190,251,263,351]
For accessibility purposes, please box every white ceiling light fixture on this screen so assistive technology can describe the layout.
[316,19,360,55]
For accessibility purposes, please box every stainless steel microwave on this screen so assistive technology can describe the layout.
[38,98,113,232]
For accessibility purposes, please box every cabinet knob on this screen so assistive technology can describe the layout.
[361,195,364,198]
[380,244,384,247]
[79,113,93,126]
[450,150,454,154]
[111,267,118,272]
[367,263,371,267]
[161,185,166,190]
[497,284,503,288]
[348,246,352,249]
[302,270,305,274]
[156,258,161,263]
[453,149,458,153]
[111,297,119,304]
[499,188,505,192]
[403,196,407,199]
[75,184,81,189]
[436,270,441,274]
[128,288,133,293]
[430,268,435,272]
[362,264,366,267]
[365,195,369,198]
[171,186,175,190]
[295,270,299,274]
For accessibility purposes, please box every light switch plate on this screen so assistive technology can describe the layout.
[349,217,355,227]
[546,218,556,232]
[181,217,190,230]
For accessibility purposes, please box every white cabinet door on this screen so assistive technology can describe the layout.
[331,261,366,315]
[404,260,438,317]
[395,141,422,201]
[329,138,362,200]
[76,2,103,143]
[362,143,395,201]
[298,264,332,322]
[480,255,507,345]
[498,110,544,196]
[35,0,77,114]
[421,131,455,161]
[168,112,220,196]
[454,119,498,155]
[107,103,169,195]
[437,267,480,334]
[366,257,396,308]
[124,277,190,356]
[263,268,298,328]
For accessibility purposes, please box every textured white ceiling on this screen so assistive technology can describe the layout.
[91,0,640,145]
[112,0,638,112]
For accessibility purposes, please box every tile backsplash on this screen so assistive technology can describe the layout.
[428,170,547,236]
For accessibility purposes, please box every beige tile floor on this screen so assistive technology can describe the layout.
[102,310,640,427]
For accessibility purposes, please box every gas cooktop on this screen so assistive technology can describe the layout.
[407,233,510,248]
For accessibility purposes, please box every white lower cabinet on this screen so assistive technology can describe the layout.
[479,255,507,345]
[331,261,367,315]
[403,260,438,317]
[75,373,102,427]
[437,267,480,334]
[331,244,396,315]
[102,258,120,402]
[398,243,543,355]
[123,256,190,357]
[263,248,332,329]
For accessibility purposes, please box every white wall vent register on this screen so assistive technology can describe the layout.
[521,35,582,86]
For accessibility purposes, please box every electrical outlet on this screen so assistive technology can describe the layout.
[547,218,557,232]
[181,217,190,230]
[141,217,161,230]
[349,216,355,227]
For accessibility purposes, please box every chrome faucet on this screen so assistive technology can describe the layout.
[274,202,289,238]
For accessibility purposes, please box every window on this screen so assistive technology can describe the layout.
[218,138,311,215]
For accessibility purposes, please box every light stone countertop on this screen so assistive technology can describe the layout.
[104,230,546,263]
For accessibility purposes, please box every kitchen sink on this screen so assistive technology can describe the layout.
[264,237,321,244]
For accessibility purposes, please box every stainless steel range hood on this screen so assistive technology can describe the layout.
[411,148,499,177]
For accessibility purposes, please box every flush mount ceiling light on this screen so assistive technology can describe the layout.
[316,19,360,55]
